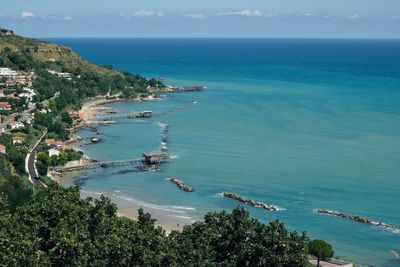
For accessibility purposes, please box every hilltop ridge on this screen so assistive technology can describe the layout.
[0,28,135,78]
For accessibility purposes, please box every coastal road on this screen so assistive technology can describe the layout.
[26,130,47,188]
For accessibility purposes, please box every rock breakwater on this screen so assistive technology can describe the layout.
[223,192,277,211]
[170,177,193,192]
[317,209,400,234]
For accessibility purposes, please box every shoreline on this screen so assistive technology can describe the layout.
[53,93,190,232]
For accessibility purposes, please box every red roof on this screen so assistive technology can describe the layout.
[0,101,11,107]
[45,138,56,145]
[55,141,65,146]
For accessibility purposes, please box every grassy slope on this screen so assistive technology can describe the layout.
[0,29,122,77]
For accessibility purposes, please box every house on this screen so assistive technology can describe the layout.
[0,101,12,111]
[143,152,169,165]
[45,139,65,150]
[0,68,17,77]
[12,136,23,145]
[0,144,6,154]
[55,141,65,150]
[58,72,71,79]
[8,121,25,130]
[6,93,20,100]
[45,138,56,146]
[0,89,4,97]
[46,69,72,79]
[48,148,60,157]
[68,110,80,119]
[18,88,36,101]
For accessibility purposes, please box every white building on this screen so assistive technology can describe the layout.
[48,148,60,157]
[0,68,17,77]
[8,121,25,130]
[18,88,36,101]
[46,69,71,79]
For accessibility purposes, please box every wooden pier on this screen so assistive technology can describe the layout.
[53,152,169,173]
[96,111,152,121]
[94,101,196,122]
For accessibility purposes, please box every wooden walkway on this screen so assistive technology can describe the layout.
[96,112,149,121]
[95,101,196,121]
[53,157,145,173]
[53,152,169,173]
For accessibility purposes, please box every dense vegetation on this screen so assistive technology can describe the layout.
[0,29,163,207]
[0,185,309,266]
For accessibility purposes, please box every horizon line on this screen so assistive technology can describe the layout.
[39,36,400,40]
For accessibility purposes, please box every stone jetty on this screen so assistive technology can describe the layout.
[223,192,277,211]
[317,209,400,233]
[169,177,193,192]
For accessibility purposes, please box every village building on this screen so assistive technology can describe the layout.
[68,110,80,119]
[18,88,36,101]
[6,93,20,100]
[12,136,23,145]
[0,101,12,111]
[0,144,6,154]
[0,67,17,77]
[46,69,72,79]
[5,80,16,87]
[55,141,65,150]
[143,152,169,165]
[45,138,65,150]
[58,72,72,79]
[0,89,4,97]
[7,121,25,130]
[48,148,60,157]
[45,138,56,146]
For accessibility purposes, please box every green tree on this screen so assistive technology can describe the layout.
[308,239,334,266]
[169,206,309,266]
[0,186,311,266]
[36,161,48,176]
[61,111,73,126]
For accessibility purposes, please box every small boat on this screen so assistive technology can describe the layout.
[91,137,101,143]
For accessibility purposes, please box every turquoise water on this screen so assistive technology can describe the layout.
[51,39,400,266]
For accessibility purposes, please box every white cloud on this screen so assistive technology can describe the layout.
[217,10,262,17]
[64,16,73,21]
[349,14,360,20]
[184,14,205,19]
[21,11,34,18]
[133,10,164,18]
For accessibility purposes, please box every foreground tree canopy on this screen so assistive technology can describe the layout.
[0,185,309,266]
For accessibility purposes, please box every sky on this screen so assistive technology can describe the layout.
[0,0,399,38]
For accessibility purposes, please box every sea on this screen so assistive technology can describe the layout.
[48,38,400,267]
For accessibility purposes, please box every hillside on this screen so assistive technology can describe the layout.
[0,28,164,99]
[1,28,127,76]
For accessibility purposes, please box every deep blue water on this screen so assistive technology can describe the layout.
[49,38,400,267]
